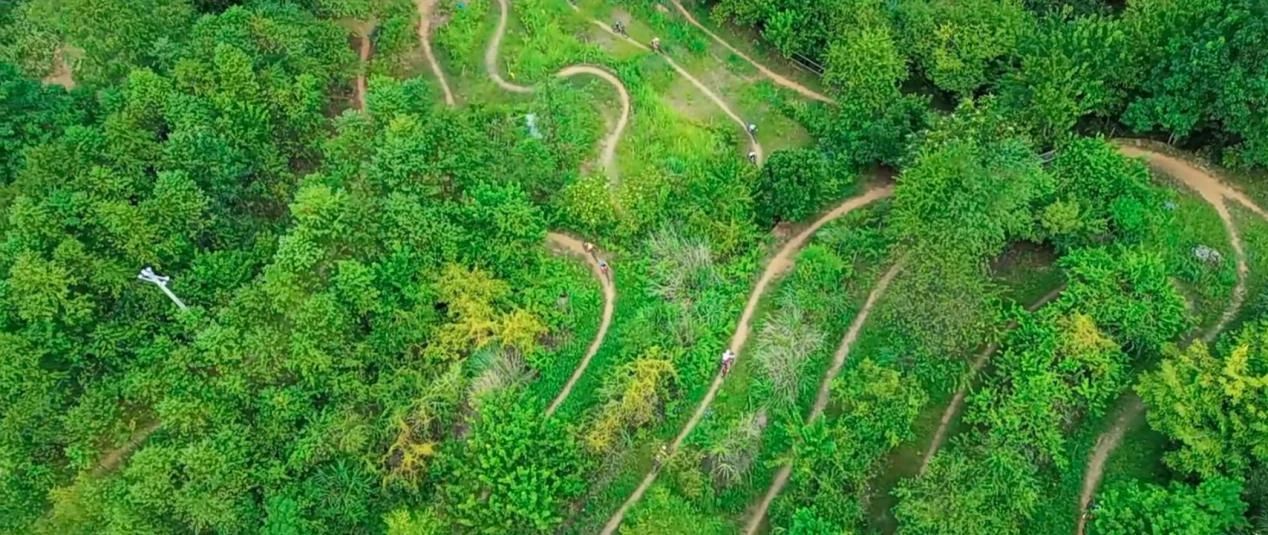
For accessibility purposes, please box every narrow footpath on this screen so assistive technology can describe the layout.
[567,2,764,164]
[92,421,161,478]
[919,285,1065,474]
[470,0,627,413]
[355,30,372,111]
[415,0,456,106]
[487,0,631,176]
[743,257,907,535]
[600,186,894,535]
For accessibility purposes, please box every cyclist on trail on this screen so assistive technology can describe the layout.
[720,349,736,375]
[747,151,758,164]
[651,37,661,53]
[598,259,611,280]
[612,20,627,36]
[747,123,757,135]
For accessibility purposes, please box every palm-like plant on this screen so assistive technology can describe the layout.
[467,350,531,409]
[647,226,720,303]
[755,306,824,410]
[706,410,768,487]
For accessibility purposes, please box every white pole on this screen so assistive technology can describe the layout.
[138,267,189,311]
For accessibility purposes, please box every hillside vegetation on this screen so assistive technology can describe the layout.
[2,0,1267,534]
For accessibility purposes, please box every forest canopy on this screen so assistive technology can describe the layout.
[3,0,1268,534]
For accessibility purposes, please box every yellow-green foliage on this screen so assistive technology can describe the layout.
[382,364,463,488]
[585,348,678,453]
[428,264,546,360]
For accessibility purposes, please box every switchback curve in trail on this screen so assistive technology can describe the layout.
[415,0,456,106]
[544,232,617,416]
[486,0,630,175]
[1074,143,1268,535]
[480,0,622,415]
[744,257,907,535]
[919,285,1065,474]
[669,0,834,105]
[567,2,764,164]
[599,185,894,535]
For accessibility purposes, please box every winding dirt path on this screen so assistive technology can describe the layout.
[669,0,833,105]
[415,0,456,106]
[743,257,907,535]
[919,285,1065,474]
[599,185,894,535]
[545,232,617,416]
[556,66,630,175]
[355,32,372,111]
[566,3,764,164]
[486,0,630,175]
[1073,142,1268,535]
[472,1,624,411]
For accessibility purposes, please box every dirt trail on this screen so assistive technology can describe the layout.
[1075,395,1144,535]
[567,3,764,164]
[669,0,833,105]
[485,0,535,94]
[485,0,630,175]
[545,232,617,416]
[355,32,372,111]
[599,186,893,535]
[43,47,76,89]
[1073,143,1268,534]
[919,285,1065,474]
[92,421,160,478]
[416,0,456,106]
[744,258,907,535]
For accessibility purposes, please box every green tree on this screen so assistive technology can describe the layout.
[439,394,588,533]
[753,149,842,226]
[998,16,1127,143]
[1093,477,1248,535]
[893,445,1040,535]
[896,0,1032,96]
[24,0,194,84]
[1138,323,1268,478]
